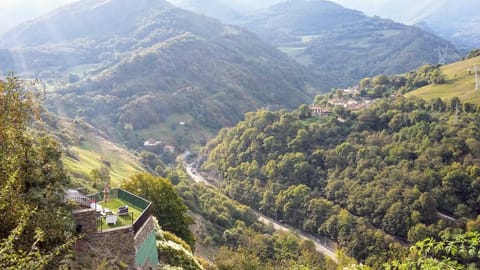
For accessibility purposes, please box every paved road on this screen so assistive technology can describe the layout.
[184,163,338,263]
[185,164,215,187]
[257,215,338,263]
[437,211,457,222]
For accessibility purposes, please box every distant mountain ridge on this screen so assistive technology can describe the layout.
[239,0,462,89]
[0,0,317,147]
[353,0,480,50]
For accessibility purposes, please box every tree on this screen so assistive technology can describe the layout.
[382,202,411,237]
[385,231,480,269]
[296,104,311,120]
[466,48,480,59]
[0,75,75,269]
[450,97,462,111]
[90,166,110,190]
[372,75,389,86]
[303,198,336,234]
[121,173,195,248]
[276,185,311,226]
[360,77,372,88]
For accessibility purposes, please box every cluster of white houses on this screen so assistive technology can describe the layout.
[143,139,175,153]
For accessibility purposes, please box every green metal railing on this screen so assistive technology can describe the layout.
[96,212,134,232]
[88,188,152,234]
[118,189,150,209]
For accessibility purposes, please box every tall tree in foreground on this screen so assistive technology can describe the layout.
[0,75,75,269]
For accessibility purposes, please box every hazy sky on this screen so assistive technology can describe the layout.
[0,0,449,34]
[0,0,76,33]
[332,0,448,23]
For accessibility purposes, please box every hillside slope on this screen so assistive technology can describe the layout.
[37,113,145,188]
[1,0,317,148]
[407,56,480,103]
[201,98,480,266]
[240,0,462,89]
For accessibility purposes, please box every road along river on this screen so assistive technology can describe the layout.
[184,163,338,263]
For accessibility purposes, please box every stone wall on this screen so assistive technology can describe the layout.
[72,208,97,235]
[134,216,155,250]
[134,216,159,268]
[72,208,158,269]
[94,227,136,268]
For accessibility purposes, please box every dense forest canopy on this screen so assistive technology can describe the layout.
[173,170,332,269]
[201,96,480,267]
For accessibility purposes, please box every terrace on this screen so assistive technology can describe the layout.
[88,188,152,233]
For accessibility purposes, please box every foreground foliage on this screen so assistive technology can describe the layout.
[0,75,75,269]
[385,231,480,269]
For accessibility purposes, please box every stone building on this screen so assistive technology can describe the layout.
[67,188,159,269]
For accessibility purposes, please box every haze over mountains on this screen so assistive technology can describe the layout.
[164,1,466,89]
[0,0,473,147]
[2,0,478,51]
[240,0,461,89]
[2,1,480,268]
[167,0,479,51]
[341,0,480,50]
[1,0,315,147]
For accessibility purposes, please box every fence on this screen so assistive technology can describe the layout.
[88,188,152,234]
[117,189,150,209]
[133,203,152,234]
[96,212,135,232]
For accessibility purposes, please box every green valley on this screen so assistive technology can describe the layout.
[200,97,480,267]
[2,0,480,269]
[1,0,317,150]
[240,0,462,89]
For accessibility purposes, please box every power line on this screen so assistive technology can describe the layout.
[435,46,449,65]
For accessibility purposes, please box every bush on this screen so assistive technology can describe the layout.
[163,231,192,253]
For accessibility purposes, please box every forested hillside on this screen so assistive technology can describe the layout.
[0,0,316,148]
[201,96,480,267]
[240,0,461,89]
[173,171,332,269]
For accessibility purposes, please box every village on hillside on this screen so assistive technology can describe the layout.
[310,85,387,117]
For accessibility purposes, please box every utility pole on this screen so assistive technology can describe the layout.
[475,64,479,91]
[435,46,448,65]
[455,103,459,124]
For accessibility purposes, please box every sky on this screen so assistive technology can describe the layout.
[0,0,452,34]
[0,0,75,33]
[332,0,448,23]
